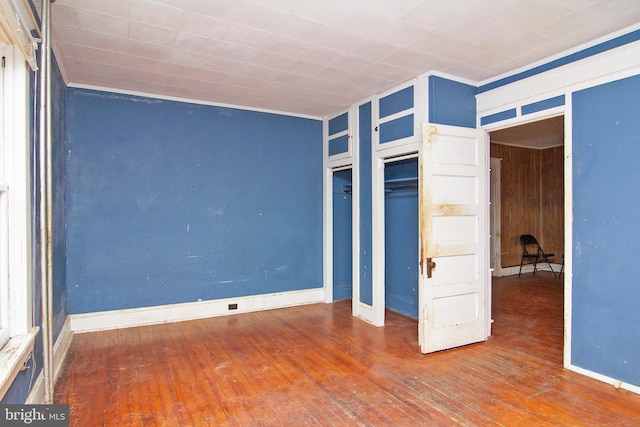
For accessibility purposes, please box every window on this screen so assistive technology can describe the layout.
[0,41,32,345]
[0,42,36,400]
[0,0,40,400]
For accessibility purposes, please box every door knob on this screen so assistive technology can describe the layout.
[426,258,436,278]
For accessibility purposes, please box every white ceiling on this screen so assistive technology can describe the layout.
[490,115,564,149]
[50,0,640,118]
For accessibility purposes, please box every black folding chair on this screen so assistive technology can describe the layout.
[518,234,555,278]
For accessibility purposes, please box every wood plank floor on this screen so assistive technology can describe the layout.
[55,275,640,426]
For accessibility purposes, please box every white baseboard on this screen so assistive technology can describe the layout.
[497,263,563,277]
[355,302,383,327]
[567,364,640,395]
[69,288,325,334]
[53,318,73,383]
[26,319,73,404]
[25,373,42,404]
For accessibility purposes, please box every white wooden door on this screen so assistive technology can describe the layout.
[418,123,489,353]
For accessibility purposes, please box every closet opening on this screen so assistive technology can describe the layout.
[332,168,353,301]
[384,157,419,319]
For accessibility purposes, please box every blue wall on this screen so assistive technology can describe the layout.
[429,76,477,128]
[572,74,640,386]
[358,102,373,306]
[51,57,68,341]
[379,86,414,144]
[65,89,322,313]
[332,169,352,301]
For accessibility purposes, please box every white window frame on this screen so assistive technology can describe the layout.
[0,41,36,400]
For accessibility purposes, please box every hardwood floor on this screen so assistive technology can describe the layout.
[55,274,640,426]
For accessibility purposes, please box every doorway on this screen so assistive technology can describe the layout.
[332,168,353,301]
[488,115,565,277]
[488,115,565,356]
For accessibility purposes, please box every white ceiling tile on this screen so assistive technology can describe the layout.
[332,55,377,73]
[312,29,369,54]
[86,61,129,79]
[435,40,485,64]
[239,64,286,81]
[312,66,355,84]
[56,44,128,66]
[227,84,267,99]
[401,1,468,30]
[113,54,172,76]
[173,32,218,55]
[221,24,274,49]
[171,78,229,95]
[361,61,415,81]
[128,22,176,46]
[171,66,235,85]
[213,41,260,62]
[431,8,497,40]
[52,4,80,27]
[283,83,329,99]
[295,45,344,67]
[145,0,186,9]
[405,32,458,56]
[126,39,172,60]
[269,72,308,87]
[469,48,513,69]
[338,8,393,37]
[276,15,331,43]
[470,0,529,19]
[76,9,129,37]
[263,33,314,58]
[232,75,279,92]
[178,11,231,40]
[183,0,237,18]
[73,30,129,53]
[241,65,306,87]
[349,39,400,61]
[245,0,304,14]
[168,48,213,69]
[381,48,433,72]
[224,1,291,32]
[363,0,424,19]
[294,0,360,25]
[130,0,183,30]
[52,24,82,44]
[54,0,78,7]
[283,60,327,77]
[584,0,640,19]
[251,50,298,70]
[59,58,91,74]
[76,0,131,18]
[504,0,574,31]
[372,19,431,48]
[468,20,529,51]
[205,56,246,74]
[341,72,395,90]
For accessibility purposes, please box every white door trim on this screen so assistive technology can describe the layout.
[489,157,502,277]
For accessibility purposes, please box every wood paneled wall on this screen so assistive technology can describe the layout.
[491,143,564,268]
